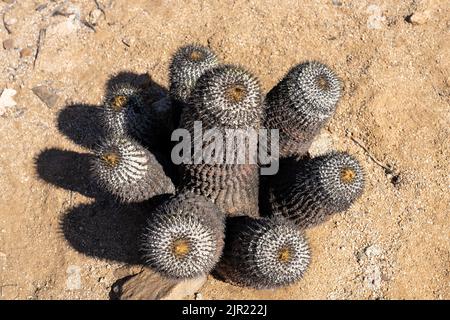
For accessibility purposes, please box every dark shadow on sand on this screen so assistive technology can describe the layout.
[34,148,107,199]
[60,194,171,264]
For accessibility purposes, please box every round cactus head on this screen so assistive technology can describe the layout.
[100,82,155,146]
[189,64,262,128]
[270,152,365,229]
[104,83,145,114]
[265,61,341,157]
[218,217,310,289]
[92,136,149,183]
[90,135,174,203]
[169,44,219,104]
[141,193,224,279]
[284,61,341,119]
[311,151,365,211]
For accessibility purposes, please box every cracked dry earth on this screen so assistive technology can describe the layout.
[0,0,449,300]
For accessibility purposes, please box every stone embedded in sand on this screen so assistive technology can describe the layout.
[20,48,33,58]
[88,9,103,26]
[32,85,59,108]
[3,39,14,50]
[406,11,431,25]
[112,267,207,300]
[308,131,334,157]
[365,244,383,259]
[0,88,17,116]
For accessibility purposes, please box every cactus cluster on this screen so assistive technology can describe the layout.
[79,43,366,291]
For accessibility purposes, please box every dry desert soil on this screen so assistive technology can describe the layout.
[0,0,449,299]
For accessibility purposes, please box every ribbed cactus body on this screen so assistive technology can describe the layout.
[179,164,259,217]
[141,192,225,279]
[169,44,219,105]
[90,135,175,203]
[101,83,156,147]
[179,65,263,217]
[217,217,310,289]
[181,64,262,130]
[265,61,341,158]
[270,151,365,228]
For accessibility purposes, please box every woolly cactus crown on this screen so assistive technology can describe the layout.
[268,61,341,122]
[90,135,174,203]
[101,82,154,145]
[92,135,150,184]
[187,64,263,129]
[141,193,224,279]
[169,44,219,104]
[269,151,365,229]
[219,217,310,289]
[297,151,365,210]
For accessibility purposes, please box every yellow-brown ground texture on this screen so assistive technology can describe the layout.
[0,0,448,299]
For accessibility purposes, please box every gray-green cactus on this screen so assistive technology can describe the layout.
[141,192,225,279]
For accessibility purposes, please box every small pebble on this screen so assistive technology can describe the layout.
[2,0,15,4]
[4,17,17,26]
[194,292,203,300]
[0,88,17,116]
[32,85,59,108]
[88,8,103,26]
[406,11,431,25]
[20,48,33,58]
[122,36,135,47]
[3,39,14,50]
[53,2,80,17]
[365,244,383,259]
[35,3,48,11]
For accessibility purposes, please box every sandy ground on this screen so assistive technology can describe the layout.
[0,0,448,300]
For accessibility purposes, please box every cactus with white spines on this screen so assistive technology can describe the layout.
[179,65,263,217]
[169,44,219,106]
[181,64,263,130]
[265,61,341,158]
[101,83,156,147]
[141,192,225,279]
[217,216,311,289]
[48,44,371,292]
[90,135,174,203]
[270,151,365,228]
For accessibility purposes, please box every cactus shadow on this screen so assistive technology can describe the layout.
[211,216,252,283]
[57,72,168,150]
[57,104,105,150]
[60,194,171,264]
[39,71,175,265]
[105,71,167,102]
[35,148,108,199]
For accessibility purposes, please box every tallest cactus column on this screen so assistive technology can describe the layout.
[178,64,263,217]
